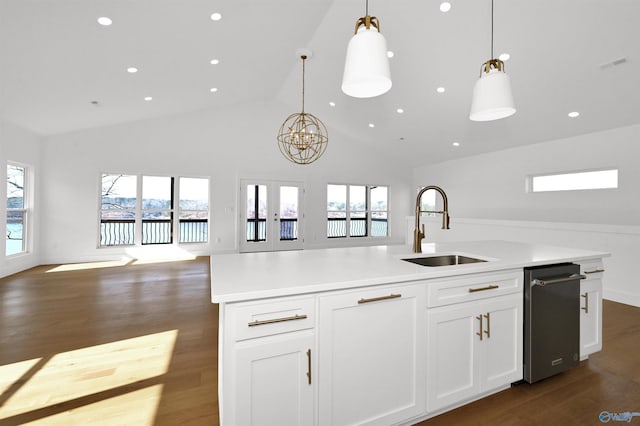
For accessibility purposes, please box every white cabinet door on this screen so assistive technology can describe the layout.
[426,301,480,412]
[235,332,314,426]
[480,295,523,391]
[580,277,603,359]
[427,294,522,413]
[318,284,426,426]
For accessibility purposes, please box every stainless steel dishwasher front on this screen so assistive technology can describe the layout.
[523,263,585,383]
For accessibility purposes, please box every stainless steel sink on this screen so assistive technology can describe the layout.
[402,254,487,267]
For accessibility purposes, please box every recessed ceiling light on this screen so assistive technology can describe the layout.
[499,53,511,61]
[97,17,112,26]
[568,111,580,118]
[329,101,336,107]
[368,123,375,128]
[396,108,404,114]
[210,87,218,93]
[387,51,394,58]
[144,96,153,101]
[210,12,222,21]
[437,87,445,93]
[127,67,138,73]
[452,142,460,147]
[440,2,452,12]
[210,59,220,65]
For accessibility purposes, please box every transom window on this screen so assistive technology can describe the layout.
[327,184,388,238]
[529,169,618,192]
[100,174,209,247]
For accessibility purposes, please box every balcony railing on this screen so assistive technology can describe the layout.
[327,217,387,238]
[246,218,298,242]
[100,219,208,246]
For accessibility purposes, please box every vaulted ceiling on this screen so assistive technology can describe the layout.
[1,0,638,166]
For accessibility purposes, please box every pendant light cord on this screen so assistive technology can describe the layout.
[366,0,369,16]
[491,0,494,59]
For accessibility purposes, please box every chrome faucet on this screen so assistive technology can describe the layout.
[413,185,450,253]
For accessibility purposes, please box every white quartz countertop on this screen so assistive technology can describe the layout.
[210,240,609,303]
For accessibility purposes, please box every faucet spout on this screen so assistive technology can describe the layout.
[413,185,450,253]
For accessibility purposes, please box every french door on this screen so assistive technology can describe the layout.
[239,179,304,252]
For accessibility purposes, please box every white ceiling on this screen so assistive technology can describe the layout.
[1,0,639,167]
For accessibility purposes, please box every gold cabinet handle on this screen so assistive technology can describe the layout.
[306,349,312,385]
[358,294,401,304]
[584,269,605,274]
[484,312,491,338]
[476,315,483,341]
[468,284,499,293]
[581,293,589,314]
[247,314,307,327]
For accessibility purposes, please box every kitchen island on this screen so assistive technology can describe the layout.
[211,240,609,426]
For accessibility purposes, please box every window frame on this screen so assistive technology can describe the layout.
[327,183,389,239]
[99,173,210,247]
[6,162,31,257]
[527,168,619,193]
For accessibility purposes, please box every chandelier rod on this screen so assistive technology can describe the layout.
[366,0,369,16]
[301,55,306,113]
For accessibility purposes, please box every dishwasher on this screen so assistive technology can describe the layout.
[523,263,586,383]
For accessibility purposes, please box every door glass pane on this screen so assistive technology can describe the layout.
[349,185,366,211]
[246,185,267,242]
[350,186,367,237]
[370,186,388,237]
[280,186,298,241]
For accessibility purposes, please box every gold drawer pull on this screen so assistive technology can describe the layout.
[248,314,307,327]
[468,284,499,293]
[584,269,605,274]
[358,294,401,304]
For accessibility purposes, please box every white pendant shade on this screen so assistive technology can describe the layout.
[342,26,392,98]
[469,67,516,121]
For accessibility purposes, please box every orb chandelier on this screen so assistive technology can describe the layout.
[277,52,328,165]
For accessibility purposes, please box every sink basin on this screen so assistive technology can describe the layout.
[402,255,487,267]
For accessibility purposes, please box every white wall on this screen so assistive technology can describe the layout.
[0,119,42,277]
[40,101,413,264]
[413,124,640,307]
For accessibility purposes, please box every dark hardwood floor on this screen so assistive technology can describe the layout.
[1,257,638,425]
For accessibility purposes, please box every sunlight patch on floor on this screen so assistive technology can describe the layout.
[0,330,177,421]
[45,259,133,273]
[0,357,42,394]
[22,384,164,426]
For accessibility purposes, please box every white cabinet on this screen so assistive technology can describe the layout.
[318,284,426,426]
[580,260,604,359]
[221,296,315,426]
[235,332,314,426]
[426,293,522,413]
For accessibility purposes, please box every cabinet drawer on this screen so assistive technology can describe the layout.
[231,297,315,341]
[426,269,522,308]
[580,259,604,280]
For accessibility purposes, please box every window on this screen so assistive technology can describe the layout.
[529,169,618,193]
[6,163,29,256]
[327,184,388,238]
[100,174,209,247]
[179,178,209,243]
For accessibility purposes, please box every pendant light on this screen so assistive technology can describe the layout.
[341,0,391,98]
[469,0,516,121]
[277,51,328,165]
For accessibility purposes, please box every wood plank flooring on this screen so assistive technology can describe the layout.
[1,257,639,425]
